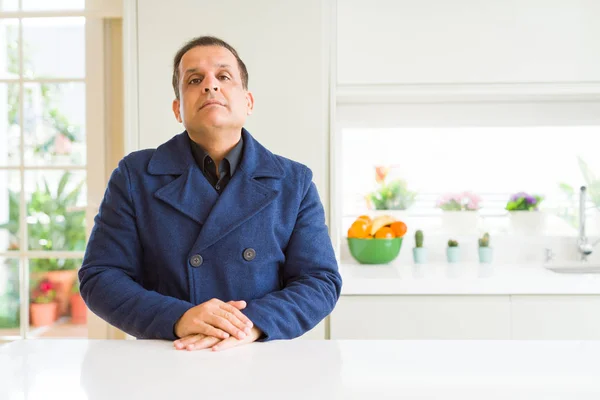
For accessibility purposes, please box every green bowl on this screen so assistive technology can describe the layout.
[347,237,403,264]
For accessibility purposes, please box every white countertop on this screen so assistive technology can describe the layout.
[340,262,600,295]
[1,339,600,399]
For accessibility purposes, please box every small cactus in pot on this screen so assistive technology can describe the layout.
[446,239,460,263]
[478,232,493,264]
[412,229,427,264]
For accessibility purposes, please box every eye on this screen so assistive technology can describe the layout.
[219,75,231,81]
[189,78,201,85]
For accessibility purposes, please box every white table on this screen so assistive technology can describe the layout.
[1,339,600,399]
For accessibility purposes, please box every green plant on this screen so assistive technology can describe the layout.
[505,192,543,211]
[577,156,600,209]
[0,260,20,328]
[448,239,459,247]
[0,172,86,271]
[368,179,417,210]
[478,233,490,247]
[415,230,424,248]
[557,182,578,229]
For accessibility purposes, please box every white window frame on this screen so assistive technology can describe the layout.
[0,3,122,341]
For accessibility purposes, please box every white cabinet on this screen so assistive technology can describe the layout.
[337,0,600,85]
[330,296,511,340]
[298,320,326,340]
[511,295,600,340]
[331,295,600,340]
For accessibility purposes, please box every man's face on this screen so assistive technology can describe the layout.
[172,45,253,134]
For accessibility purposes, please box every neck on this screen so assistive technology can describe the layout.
[188,128,241,165]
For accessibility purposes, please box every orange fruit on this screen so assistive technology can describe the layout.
[347,219,370,238]
[390,221,407,237]
[374,226,395,239]
[357,215,372,224]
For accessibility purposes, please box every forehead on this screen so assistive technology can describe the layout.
[179,45,238,74]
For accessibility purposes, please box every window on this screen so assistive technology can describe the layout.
[335,101,600,262]
[0,1,106,340]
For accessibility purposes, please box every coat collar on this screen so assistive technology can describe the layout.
[149,128,285,252]
[147,128,285,179]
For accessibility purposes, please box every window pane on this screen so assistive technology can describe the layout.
[0,170,19,251]
[0,0,18,11]
[341,126,600,235]
[22,18,84,79]
[22,0,84,11]
[26,170,86,251]
[0,19,19,79]
[29,259,87,338]
[0,258,20,336]
[23,82,86,166]
[0,82,20,166]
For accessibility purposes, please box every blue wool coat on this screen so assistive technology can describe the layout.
[79,128,342,341]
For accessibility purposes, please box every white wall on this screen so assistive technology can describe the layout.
[337,0,600,85]
[134,0,332,212]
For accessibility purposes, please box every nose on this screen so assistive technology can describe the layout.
[202,75,220,93]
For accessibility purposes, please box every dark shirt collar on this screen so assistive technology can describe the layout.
[189,135,244,176]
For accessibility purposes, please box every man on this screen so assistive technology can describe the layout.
[79,36,342,352]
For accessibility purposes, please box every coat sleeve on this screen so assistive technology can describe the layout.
[79,159,194,340]
[242,167,343,341]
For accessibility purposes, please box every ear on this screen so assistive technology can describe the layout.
[245,91,254,115]
[172,99,182,123]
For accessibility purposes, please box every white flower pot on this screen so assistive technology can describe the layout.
[508,211,547,235]
[441,211,480,235]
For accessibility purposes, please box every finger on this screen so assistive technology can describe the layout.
[194,320,231,340]
[227,300,247,310]
[207,314,248,340]
[216,309,252,335]
[211,336,241,352]
[221,303,253,329]
[187,336,222,351]
[182,334,209,350]
[174,334,204,350]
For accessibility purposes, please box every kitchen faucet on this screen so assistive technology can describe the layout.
[578,186,600,261]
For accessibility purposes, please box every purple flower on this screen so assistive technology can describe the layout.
[525,196,537,205]
[511,192,526,201]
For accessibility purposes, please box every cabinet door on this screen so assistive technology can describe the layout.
[330,295,510,340]
[511,295,600,339]
[298,319,326,340]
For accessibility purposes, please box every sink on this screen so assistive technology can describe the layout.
[543,261,600,274]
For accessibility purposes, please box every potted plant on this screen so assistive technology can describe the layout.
[366,166,417,214]
[437,191,481,234]
[70,280,87,324]
[446,239,460,263]
[412,230,427,264]
[478,233,493,264]
[505,191,545,235]
[26,172,85,316]
[30,278,58,327]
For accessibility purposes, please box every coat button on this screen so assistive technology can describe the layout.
[243,248,256,261]
[189,254,203,267]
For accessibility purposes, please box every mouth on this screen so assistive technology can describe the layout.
[200,101,225,110]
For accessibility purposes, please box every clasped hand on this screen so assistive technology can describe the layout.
[174,298,261,352]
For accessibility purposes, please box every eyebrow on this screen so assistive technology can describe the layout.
[184,64,233,77]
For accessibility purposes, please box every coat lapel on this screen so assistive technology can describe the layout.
[192,128,285,252]
[148,132,218,225]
